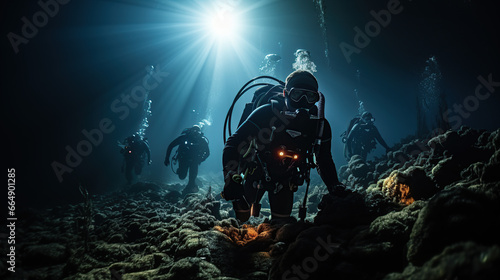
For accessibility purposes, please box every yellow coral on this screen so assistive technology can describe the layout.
[381,171,415,205]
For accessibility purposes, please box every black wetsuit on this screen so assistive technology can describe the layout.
[123,138,151,184]
[166,133,210,188]
[223,103,341,219]
[345,122,389,161]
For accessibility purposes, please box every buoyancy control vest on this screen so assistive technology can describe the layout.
[240,102,324,195]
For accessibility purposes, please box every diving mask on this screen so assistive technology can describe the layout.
[287,87,320,104]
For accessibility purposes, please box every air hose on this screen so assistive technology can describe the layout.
[223,76,285,144]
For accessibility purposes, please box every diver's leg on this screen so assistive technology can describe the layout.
[344,143,351,161]
[244,181,266,217]
[182,162,199,195]
[232,181,262,222]
[353,142,363,159]
[232,199,251,222]
[268,187,294,221]
[177,160,188,180]
[187,162,198,186]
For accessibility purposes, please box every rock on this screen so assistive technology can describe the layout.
[269,242,287,256]
[404,166,438,200]
[367,201,425,243]
[365,182,400,215]
[460,162,485,181]
[94,212,107,225]
[349,155,370,178]
[92,242,132,263]
[275,222,311,244]
[108,233,125,243]
[175,231,208,258]
[375,161,391,175]
[488,128,500,151]
[431,157,463,188]
[201,230,243,277]
[482,161,500,183]
[338,165,349,182]
[242,271,268,280]
[108,253,168,276]
[381,167,437,205]
[162,257,221,280]
[428,130,460,156]
[22,243,68,267]
[481,150,500,183]
[269,225,341,280]
[315,190,371,227]
[126,222,144,242]
[384,242,500,280]
[12,127,500,280]
[127,182,162,194]
[196,247,212,261]
[249,252,272,273]
[407,187,500,265]
[121,269,160,280]
[400,140,429,160]
[165,190,183,203]
[346,201,426,274]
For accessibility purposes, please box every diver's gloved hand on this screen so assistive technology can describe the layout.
[164,159,170,166]
[221,171,245,201]
[148,160,152,165]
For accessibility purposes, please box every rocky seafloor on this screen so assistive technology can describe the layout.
[2,126,500,280]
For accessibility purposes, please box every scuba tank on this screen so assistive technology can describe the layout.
[223,76,285,144]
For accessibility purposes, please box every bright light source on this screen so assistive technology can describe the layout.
[206,11,239,40]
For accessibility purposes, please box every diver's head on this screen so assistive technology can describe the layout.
[192,125,201,132]
[283,70,319,110]
[189,125,202,136]
[361,112,375,124]
[182,125,202,135]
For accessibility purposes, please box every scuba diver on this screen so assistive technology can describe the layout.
[120,134,151,184]
[222,70,344,223]
[164,125,210,195]
[342,111,390,161]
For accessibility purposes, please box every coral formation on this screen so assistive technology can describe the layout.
[3,127,499,280]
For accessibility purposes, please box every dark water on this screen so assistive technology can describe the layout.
[2,0,499,209]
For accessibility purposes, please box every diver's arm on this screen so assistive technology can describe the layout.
[165,136,183,163]
[223,122,258,175]
[200,137,210,162]
[373,126,390,150]
[344,124,359,159]
[346,123,359,142]
[144,141,151,162]
[204,139,210,159]
[316,120,342,191]
[223,105,272,176]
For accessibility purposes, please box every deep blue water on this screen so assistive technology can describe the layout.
[2,0,499,209]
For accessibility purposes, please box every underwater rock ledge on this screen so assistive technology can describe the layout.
[3,126,499,280]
